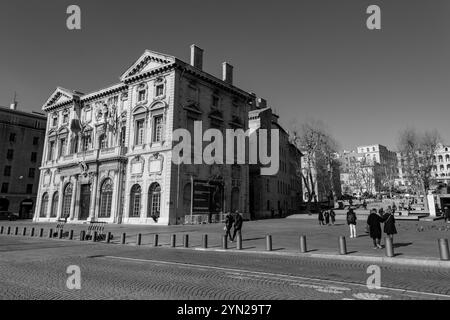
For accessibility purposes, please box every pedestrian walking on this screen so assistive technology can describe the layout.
[232,210,243,241]
[367,208,385,249]
[330,209,336,225]
[318,210,325,226]
[392,203,397,214]
[362,199,367,210]
[444,206,450,223]
[324,210,330,225]
[383,210,397,243]
[224,212,234,241]
[346,208,357,238]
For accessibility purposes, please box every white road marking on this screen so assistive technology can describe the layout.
[100,255,450,299]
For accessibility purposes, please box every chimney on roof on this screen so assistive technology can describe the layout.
[222,62,233,85]
[190,44,204,70]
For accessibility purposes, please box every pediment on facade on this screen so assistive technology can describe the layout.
[120,50,176,81]
[43,87,82,111]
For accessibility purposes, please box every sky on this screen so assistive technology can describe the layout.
[1,0,450,151]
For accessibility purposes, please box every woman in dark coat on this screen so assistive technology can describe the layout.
[318,210,325,225]
[367,208,385,249]
[383,210,397,242]
[324,210,330,225]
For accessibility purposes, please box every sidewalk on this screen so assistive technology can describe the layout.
[2,218,449,267]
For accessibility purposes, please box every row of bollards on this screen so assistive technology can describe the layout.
[1,225,449,261]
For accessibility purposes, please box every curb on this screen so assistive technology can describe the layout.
[193,247,450,268]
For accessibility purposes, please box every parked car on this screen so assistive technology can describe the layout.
[0,211,18,221]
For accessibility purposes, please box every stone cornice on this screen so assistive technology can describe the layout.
[81,83,128,103]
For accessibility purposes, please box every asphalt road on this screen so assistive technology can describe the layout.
[0,235,449,300]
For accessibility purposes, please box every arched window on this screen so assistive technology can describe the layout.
[50,192,59,218]
[62,183,73,218]
[40,193,49,218]
[99,134,107,149]
[130,184,141,217]
[99,179,113,218]
[71,135,79,154]
[148,183,161,218]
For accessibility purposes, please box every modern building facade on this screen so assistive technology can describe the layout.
[34,45,261,225]
[248,105,303,219]
[0,103,46,218]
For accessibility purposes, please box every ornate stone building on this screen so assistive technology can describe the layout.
[34,45,256,225]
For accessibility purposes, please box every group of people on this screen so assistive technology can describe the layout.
[318,209,336,225]
[346,206,398,249]
[224,211,243,241]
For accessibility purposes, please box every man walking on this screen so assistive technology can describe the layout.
[224,212,234,241]
[347,208,357,238]
[232,210,243,241]
[444,206,450,223]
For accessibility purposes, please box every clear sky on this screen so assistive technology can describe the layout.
[1,0,450,151]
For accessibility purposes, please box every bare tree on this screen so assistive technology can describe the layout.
[398,128,441,210]
[292,120,339,210]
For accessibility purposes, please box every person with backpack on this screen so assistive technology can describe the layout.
[232,210,243,241]
[367,208,385,249]
[383,209,397,243]
[324,210,330,225]
[329,209,336,225]
[224,212,234,241]
[347,208,357,238]
[318,210,325,226]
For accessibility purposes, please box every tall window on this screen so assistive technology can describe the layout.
[120,126,126,146]
[31,152,37,163]
[4,166,11,177]
[71,135,79,154]
[155,84,164,97]
[6,149,13,160]
[99,179,113,218]
[62,184,73,218]
[135,120,145,145]
[63,113,69,124]
[28,168,35,178]
[51,192,59,218]
[148,183,161,218]
[153,116,163,142]
[48,141,55,160]
[9,133,16,142]
[59,138,67,157]
[33,137,39,145]
[40,193,49,218]
[130,184,141,217]
[138,88,146,102]
[82,132,92,151]
[99,134,107,149]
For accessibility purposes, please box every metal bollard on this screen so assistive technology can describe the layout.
[121,233,126,245]
[236,234,242,250]
[39,228,43,237]
[438,239,449,261]
[7,226,11,235]
[80,230,86,241]
[22,227,27,236]
[59,229,63,239]
[299,235,307,253]
[14,227,19,236]
[266,235,272,251]
[222,235,228,249]
[136,233,141,245]
[92,231,97,242]
[183,234,189,248]
[202,234,208,249]
[106,232,112,243]
[69,230,74,240]
[30,228,35,237]
[339,236,347,255]
[154,234,159,247]
[385,237,394,257]
[48,228,53,238]
[171,234,176,247]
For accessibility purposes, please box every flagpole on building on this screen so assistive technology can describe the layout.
[190,174,194,220]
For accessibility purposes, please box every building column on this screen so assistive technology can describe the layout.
[56,179,65,219]
[69,176,78,221]
[89,173,99,221]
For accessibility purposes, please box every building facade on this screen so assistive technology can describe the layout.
[248,105,303,219]
[0,104,46,218]
[34,45,257,225]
